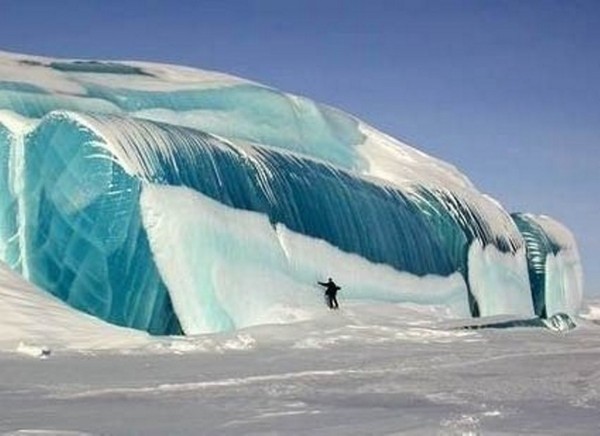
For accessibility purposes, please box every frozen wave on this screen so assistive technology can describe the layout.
[0,51,584,334]
[141,184,471,333]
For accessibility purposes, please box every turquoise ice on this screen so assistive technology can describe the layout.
[0,52,583,333]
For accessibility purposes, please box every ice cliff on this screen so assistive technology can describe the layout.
[0,51,583,334]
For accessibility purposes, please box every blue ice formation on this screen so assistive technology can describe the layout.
[511,213,583,318]
[0,51,584,334]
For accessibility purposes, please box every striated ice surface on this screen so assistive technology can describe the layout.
[141,184,471,333]
[512,213,583,317]
[0,50,584,334]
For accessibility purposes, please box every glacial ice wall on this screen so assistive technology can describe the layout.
[0,122,17,268]
[18,113,181,334]
[0,51,584,334]
[512,213,583,317]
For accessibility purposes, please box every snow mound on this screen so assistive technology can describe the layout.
[0,263,149,352]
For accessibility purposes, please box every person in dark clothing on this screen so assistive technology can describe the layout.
[318,278,341,309]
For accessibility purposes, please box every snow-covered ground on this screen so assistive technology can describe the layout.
[0,264,599,435]
[0,264,150,353]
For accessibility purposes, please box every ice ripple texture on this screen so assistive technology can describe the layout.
[0,51,583,334]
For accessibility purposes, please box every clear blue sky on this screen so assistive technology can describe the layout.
[1,0,599,294]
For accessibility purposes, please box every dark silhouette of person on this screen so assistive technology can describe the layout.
[318,278,341,309]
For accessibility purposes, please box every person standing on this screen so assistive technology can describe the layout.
[318,278,341,309]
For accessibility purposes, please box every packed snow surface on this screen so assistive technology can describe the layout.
[0,260,598,434]
[0,263,149,351]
